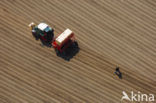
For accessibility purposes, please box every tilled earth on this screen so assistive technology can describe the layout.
[0,0,156,103]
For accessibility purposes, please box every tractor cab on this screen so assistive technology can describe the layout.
[29,22,54,45]
[52,29,78,54]
[37,23,52,36]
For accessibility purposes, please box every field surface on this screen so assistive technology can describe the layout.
[0,0,156,103]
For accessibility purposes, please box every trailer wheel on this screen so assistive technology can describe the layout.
[55,49,60,56]
[73,41,78,47]
[62,51,66,56]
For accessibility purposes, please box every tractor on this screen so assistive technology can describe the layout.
[29,22,79,58]
[28,22,54,46]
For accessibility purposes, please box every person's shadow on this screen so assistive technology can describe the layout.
[118,72,122,79]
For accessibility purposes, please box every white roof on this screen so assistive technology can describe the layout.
[38,23,48,31]
[56,29,72,44]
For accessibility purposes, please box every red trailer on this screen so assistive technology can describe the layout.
[52,29,78,54]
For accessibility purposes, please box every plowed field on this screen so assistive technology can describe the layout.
[0,0,156,103]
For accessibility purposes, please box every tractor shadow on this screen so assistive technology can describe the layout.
[32,32,54,48]
[40,40,52,47]
[56,43,80,61]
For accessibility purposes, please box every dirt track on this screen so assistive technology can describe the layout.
[0,0,156,103]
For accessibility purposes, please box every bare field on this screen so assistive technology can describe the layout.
[0,0,156,103]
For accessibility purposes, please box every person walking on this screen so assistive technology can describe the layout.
[114,67,122,79]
